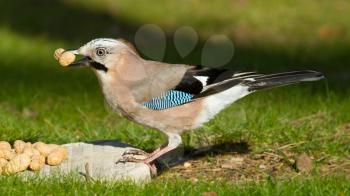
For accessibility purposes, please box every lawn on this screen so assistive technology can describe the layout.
[0,175,349,195]
[0,0,349,195]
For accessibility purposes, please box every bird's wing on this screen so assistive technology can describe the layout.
[173,66,260,94]
[142,65,259,110]
[143,67,323,110]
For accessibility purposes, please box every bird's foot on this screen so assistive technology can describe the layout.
[117,146,174,177]
[117,149,158,176]
[122,149,149,156]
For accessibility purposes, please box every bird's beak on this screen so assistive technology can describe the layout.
[64,49,108,72]
[70,56,93,66]
[67,49,93,66]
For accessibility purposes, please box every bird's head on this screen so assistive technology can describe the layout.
[66,38,138,73]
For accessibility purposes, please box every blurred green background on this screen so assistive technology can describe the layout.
[2,0,350,71]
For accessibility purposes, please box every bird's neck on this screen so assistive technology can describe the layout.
[95,70,141,117]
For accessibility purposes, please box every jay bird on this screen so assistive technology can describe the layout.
[62,38,324,175]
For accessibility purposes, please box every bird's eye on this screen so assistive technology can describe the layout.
[96,48,106,56]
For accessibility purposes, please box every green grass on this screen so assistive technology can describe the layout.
[0,0,350,195]
[0,174,349,195]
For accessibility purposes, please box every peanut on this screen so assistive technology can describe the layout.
[54,48,76,67]
[14,140,26,153]
[47,147,68,166]
[3,153,31,174]
[0,158,8,167]
[47,144,60,152]
[25,142,32,149]
[29,154,45,171]
[33,142,60,157]
[54,48,65,61]
[33,142,50,157]
[54,48,76,66]
[0,149,16,160]
[0,158,8,174]
[0,141,11,150]
[59,52,76,66]
[23,147,40,158]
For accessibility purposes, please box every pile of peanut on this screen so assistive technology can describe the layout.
[0,140,68,174]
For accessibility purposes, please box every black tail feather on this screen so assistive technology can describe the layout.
[191,70,324,100]
[246,70,324,91]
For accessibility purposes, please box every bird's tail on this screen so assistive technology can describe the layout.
[193,70,324,128]
[245,70,324,91]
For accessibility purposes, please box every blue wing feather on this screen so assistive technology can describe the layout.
[143,90,193,110]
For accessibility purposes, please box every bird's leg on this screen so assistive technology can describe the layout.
[117,133,182,176]
[143,133,182,164]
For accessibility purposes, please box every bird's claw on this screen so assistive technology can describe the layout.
[117,149,150,163]
[122,149,149,156]
[116,152,158,176]
[117,156,142,163]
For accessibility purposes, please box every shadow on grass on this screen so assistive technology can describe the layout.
[184,141,250,157]
[157,141,250,174]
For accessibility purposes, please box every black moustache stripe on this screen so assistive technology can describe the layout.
[91,62,108,72]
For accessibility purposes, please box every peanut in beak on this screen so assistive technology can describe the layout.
[54,48,76,67]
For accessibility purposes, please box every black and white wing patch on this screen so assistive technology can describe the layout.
[173,66,238,94]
